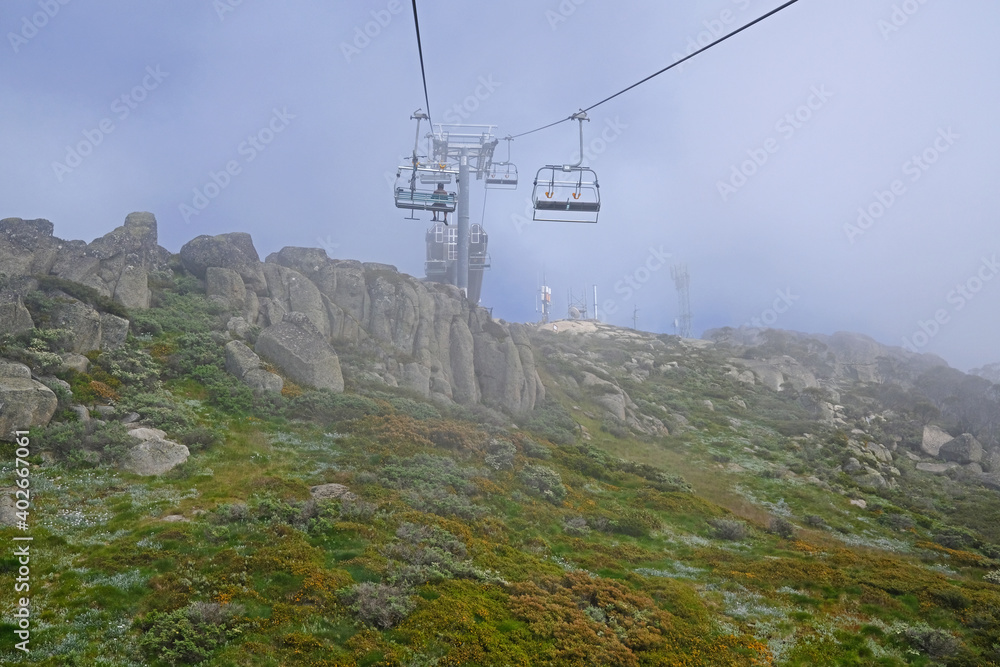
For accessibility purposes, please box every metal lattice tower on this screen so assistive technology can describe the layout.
[671,264,692,338]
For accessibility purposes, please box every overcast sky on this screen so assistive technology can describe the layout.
[3,0,998,372]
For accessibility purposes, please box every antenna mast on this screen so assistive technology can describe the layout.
[671,264,693,338]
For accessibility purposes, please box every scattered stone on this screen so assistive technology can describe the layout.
[0,488,19,526]
[160,514,189,522]
[921,425,953,457]
[855,470,888,489]
[982,449,1000,474]
[68,405,90,422]
[842,458,864,474]
[916,462,959,475]
[61,353,90,373]
[120,411,140,423]
[123,438,190,476]
[255,313,343,392]
[0,361,58,440]
[938,434,983,464]
[128,426,168,441]
[310,483,356,501]
[849,498,867,509]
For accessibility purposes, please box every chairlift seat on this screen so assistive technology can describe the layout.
[394,188,457,213]
[534,200,600,212]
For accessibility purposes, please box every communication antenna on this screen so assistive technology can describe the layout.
[671,264,692,338]
[537,272,552,324]
[567,288,589,320]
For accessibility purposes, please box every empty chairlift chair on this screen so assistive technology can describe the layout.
[485,162,518,189]
[531,111,601,223]
[531,165,600,223]
[485,136,518,189]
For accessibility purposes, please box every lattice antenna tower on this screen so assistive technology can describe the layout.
[671,264,692,338]
[567,288,589,320]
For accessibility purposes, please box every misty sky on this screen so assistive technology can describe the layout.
[3,0,998,372]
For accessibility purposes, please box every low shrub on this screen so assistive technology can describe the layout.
[709,518,750,541]
[769,517,795,539]
[340,582,415,629]
[136,601,245,665]
[520,464,567,504]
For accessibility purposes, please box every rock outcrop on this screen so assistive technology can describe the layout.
[0,212,168,309]
[0,362,58,441]
[3,213,546,416]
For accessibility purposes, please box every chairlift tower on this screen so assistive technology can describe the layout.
[395,115,500,301]
[671,264,693,338]
[429,124,498,297]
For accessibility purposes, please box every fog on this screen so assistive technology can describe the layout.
[3,0,997,371]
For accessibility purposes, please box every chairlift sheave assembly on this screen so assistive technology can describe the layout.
[531,111,601,223]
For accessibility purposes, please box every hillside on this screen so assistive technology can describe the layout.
[2,214,1000,666]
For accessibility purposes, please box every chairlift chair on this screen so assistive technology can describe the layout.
[485,162,518,189]
[394,165,457,214]
[531,111,601,223]
[393,110,458,218]
[485,136,518,189]
[531,165,600,223]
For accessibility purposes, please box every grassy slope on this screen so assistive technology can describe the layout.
[1,269,999,666]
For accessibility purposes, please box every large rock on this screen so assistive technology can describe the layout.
[123,437,190,476]
[179,232,267,293]
[0,294,33,336]
[255,313,343,392]
[100,313,129,351]
[982,449,1000,474]
[471,311,537,414]
[0,488,19,527]
[0,362,58,441]
[921,425,953,457]
[0,218,61,276]
[938,434,983,464]
[50,300,103,353]
[206,267,248,309]
[224,340,282,393]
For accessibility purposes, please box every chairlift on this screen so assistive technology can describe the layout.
[531,112,601,223]
[394,166,457,213]
[486,136,518,189]
[393,110,458,218]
